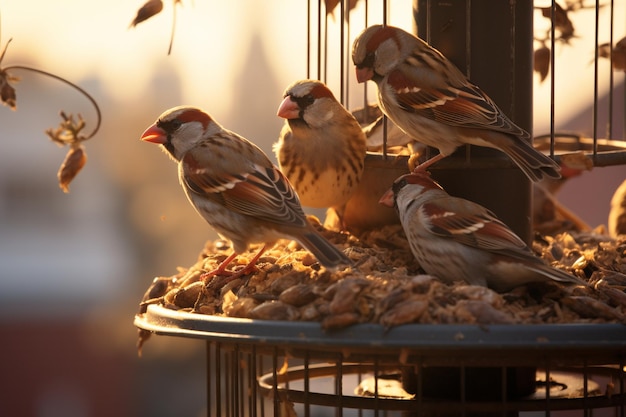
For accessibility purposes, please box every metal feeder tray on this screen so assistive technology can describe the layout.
[135,305,626,416]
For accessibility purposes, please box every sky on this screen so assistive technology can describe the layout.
[0,0,414,107]
[1,0,622,129]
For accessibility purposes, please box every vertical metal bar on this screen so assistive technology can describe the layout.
[583,359,589,417]
[380,1,391,158]
[207,341,213,417]
[464,0,472,163]
[618,354,626,417]
[317,0,322,80]
[272,348,280,417]
[374,356,380,417]
[225,349,231,417]
[508,0,514,120]
[501,367,507,417]
[356,365,363,417]
[229,349,234,417]
[460,365,466,417]
[382,0,387,26]
[339,0,345,105]
[607,0,615,139]
[304,352,310,417]
[545,362,551,417]
[323,3,329,83]
[344,0,351,110]
[250,350,257,417]
[550,0,556,157]
[259,352,266,417]
[382,115,388,159]
[216,343,222,417]
[593,0,601,156]
[306,0,310,80]
[234,345,240,417]
[425,0,431,44]
[362,0,369,123]
[381,0,389,159]
[335,354,343,417]
[417,359,423,417]
[465,0,471,78]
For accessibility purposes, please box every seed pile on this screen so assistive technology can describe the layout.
[137,219,626,332]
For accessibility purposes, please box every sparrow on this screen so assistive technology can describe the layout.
[379,170,587,292]
[141,105,352,279]
[274,79,367,218]
[352,24,561,182]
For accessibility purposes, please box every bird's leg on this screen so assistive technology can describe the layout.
[412,153,445,173]
[200,251,239,281]
[202,245,267,290]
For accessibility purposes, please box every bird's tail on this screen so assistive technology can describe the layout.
[500,139,562,182]
[296,230,353,270]
[528,263,588,287]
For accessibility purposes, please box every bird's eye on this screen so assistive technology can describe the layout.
[392,177,408,194]
[157,118,183,133]
[293,94,315,109]
[357,52,375,69]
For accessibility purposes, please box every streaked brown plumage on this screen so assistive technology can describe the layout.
[141,105,352,274]
[352,24,561,182]
[274,80,367,217]
[380,170,587,292]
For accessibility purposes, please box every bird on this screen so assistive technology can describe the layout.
[140,105,352,282]
[274,79,367,221]
[379,170,588,292]
[351,24,561,182]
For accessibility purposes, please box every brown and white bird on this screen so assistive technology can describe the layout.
[274,80,367,216]
[379,170,587,292]
[352,24,561,182]
[141,106,352,278]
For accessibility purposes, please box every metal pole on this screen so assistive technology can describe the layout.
[413,0,534,243]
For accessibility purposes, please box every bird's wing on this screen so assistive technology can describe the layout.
[419,197,529,252]
[181,148,308,228]
[387,59,529,139]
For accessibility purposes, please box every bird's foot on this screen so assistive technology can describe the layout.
[200,245,267,291]
[203,265,258,292]
[412,153,444,173]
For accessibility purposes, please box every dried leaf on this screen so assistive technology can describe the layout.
[612,36,626,72]
[325,0,340,14]
[597,38,626,72]
[534,46,551,82]
[58,145,87,193]
[540,3,575,43]
[46,112,86,145]
[129,0,164,28]
[325,0,360,18]
[0,75,16,109]
[598,42,612,59]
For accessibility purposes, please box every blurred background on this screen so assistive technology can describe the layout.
[0,0,624,416]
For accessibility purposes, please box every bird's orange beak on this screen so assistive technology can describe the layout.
[276,97,300,119]
[355,67,374,83]
[378,188,395,207]
[140,124,167,144]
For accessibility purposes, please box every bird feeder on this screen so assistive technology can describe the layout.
[135,1,626,416]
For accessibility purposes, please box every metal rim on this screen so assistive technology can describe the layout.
[135,305,626,350]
